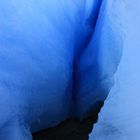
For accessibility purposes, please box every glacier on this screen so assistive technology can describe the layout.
[0,0,123,140]
[90,0,140,140]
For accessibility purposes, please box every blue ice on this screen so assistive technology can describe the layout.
[0,0,123,139]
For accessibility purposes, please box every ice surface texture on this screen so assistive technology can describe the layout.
[89,0,140,140]
[0,0,122,139]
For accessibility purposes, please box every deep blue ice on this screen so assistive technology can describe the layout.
[0,0,123,139]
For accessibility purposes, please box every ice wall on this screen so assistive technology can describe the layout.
[0,0,124,139]
[0,1,87,139]
[73,0,124,118]
[90,0,140,139]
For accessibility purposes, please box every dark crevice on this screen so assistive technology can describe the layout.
[32,101,104,140]
[72,0,104,118]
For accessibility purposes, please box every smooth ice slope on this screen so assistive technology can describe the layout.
[90,0,140,139]
[0,0,122,140]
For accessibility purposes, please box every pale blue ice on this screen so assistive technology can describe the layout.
[90,0,140,140]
